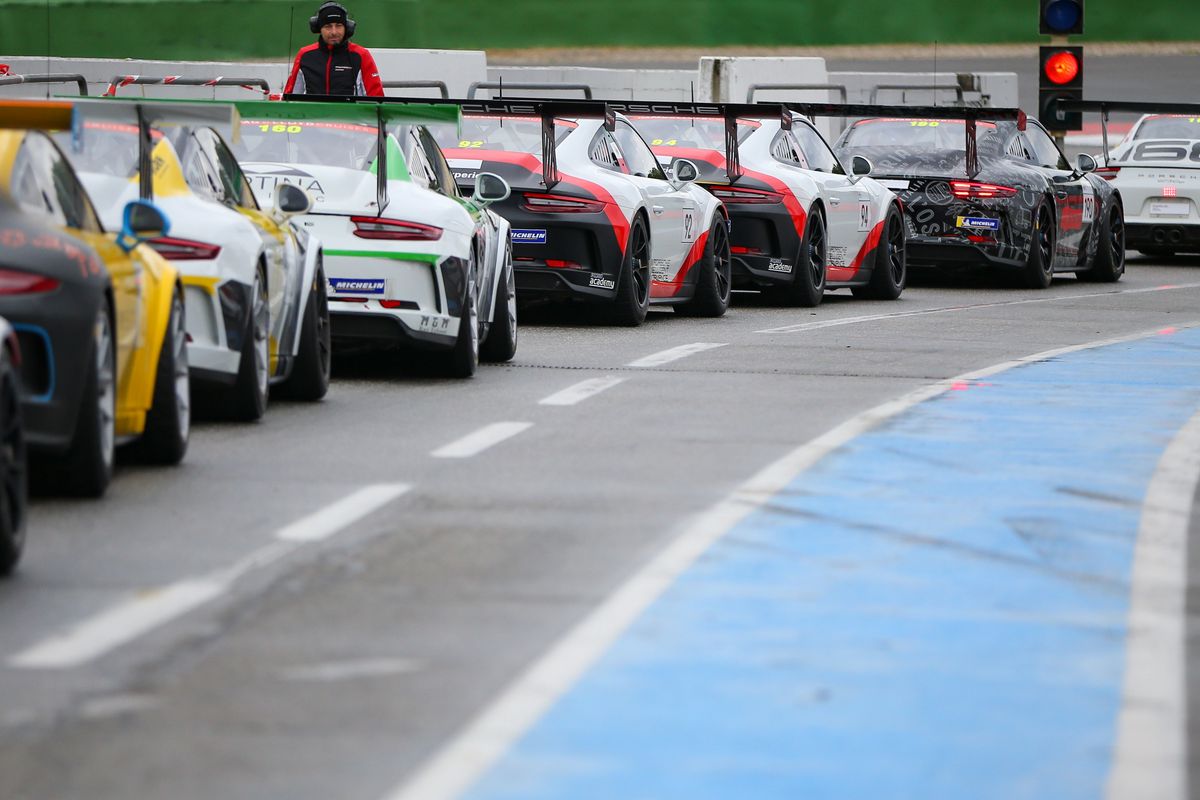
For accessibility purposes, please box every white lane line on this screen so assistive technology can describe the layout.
[1106,405,1200,800]
[626,342,727,368]
[9,483,411,670]
[431,422,533,459]
[538,377,626,407]
[277,484,411,543]
[756,282,1200,334]
[381,321,1200,800]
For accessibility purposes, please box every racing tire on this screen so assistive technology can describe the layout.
[0,347,27,576]
[52,303,115,498]
[675,216,732,318]
[480,252,518,363]
[769,207,826,307]
[852,204,907,300]
[1077,201,1126,283]
[603,215,651,326]
[136,286,190,465]
[1021,200,1056,290]
[279,261,332,400]
[445,256,480,378]
[228,268,270,421]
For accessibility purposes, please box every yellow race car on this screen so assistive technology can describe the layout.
[0,100,189,497]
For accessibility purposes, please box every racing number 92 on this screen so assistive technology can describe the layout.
[458,140,484,149]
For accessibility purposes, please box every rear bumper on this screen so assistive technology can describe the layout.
[907,237,1026,269]
[1125,221,1200,251]
[330,304,459,350]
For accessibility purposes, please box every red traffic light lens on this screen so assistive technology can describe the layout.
[1044,51,1080,85]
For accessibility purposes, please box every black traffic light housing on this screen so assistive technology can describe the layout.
[1040,0,1084,36]
[1039,46,1084,131]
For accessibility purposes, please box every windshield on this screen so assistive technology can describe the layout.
[233,119,378,169]
[630,117,758,150]
[840,119,1000,148]
[1132,115,1200,140]
[431,116,576,155]
[52,121,161,178]
[838,118,1011,175]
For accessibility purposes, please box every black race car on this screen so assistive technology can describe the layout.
[830,104,1125,288]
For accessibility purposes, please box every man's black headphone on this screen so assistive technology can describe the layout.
[309,2,356,37]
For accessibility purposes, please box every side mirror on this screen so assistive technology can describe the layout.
[118,199,169,252]
[1076,152,1098,174]
[851,155,874,177]
[670,158,699,186]
[273,182,312,220]
[473,172,511,205]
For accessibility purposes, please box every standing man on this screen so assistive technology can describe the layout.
[284,2,383,97]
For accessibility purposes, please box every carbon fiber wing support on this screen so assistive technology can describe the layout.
[781,103,1026,179]
[369,97,612,189]
[1057,99,1200,164]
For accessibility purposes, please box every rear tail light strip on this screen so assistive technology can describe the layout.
[148,236,222,260]
[521,192,606,214]
[351,216,443,241]
[948,180,1018,199]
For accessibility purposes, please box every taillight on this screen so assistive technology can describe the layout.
[1094,166,1121,181]
[708,185,783,204]
[521,193,606,213]
[731,246,763,255]
[545,259,582,269]
[949,180,1018,199]
[0,269,59,295]
[351,216,443,241]
[148,236,222,260]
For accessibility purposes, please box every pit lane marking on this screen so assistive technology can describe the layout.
[626,342,728,368]
[382,323,1200,800]
[8,483,411,670]
[431,422,533,459]
[755,282,1200,334]
[538,377,626,407]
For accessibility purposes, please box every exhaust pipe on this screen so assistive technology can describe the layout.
[1170,228,1184,244]
[1153,228,1167,243]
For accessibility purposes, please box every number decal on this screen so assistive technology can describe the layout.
[1082,192,1095,225]
[1132,140,1191,161]
[651,138,679,146]
[909,120,940,127]
[858,202,870,232]
[682,210,696,243]
[458,140,484,149]
[257,123,302,134]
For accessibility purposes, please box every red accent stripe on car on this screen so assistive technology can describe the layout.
[828,219,886,283]
[651,228,711,298]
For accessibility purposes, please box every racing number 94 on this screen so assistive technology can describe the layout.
[1132,140,1200,162]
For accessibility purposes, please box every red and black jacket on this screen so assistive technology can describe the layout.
[284,39,383,97]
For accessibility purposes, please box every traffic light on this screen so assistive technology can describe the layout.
[1039,46,1083,131]
[1040,0,1084,36]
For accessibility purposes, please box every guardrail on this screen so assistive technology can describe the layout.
[0,73,88,95]
[382,80,450,98]
[868,83,966,105]
[467,81,593,100]
[746,84,848,104]
[104,75,271,97]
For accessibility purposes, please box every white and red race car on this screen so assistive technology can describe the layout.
[432,100,731,325]
[617,102,907,306]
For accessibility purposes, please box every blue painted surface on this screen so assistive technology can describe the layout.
[466,328,1200,800]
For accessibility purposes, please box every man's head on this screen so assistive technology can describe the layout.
[310,2,355,45]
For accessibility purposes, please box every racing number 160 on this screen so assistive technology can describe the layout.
[259,124,302,133]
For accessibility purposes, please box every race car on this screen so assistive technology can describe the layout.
[832,104,1125,288]
[431,99,731,325]
[227,97,516,377]
[0,315,26,576]
[1060,99,1200,257]
[0,99,188,497]
[54,99,331,420]
[618,101,906,305]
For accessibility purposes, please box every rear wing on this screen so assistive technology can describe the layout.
[1056,99,1200,163]
[0,98,75,130]
[72,97,241,200]
[784,103,1026,179]
[359,96,613,190]
[104,75,271,98]
[0,73,88,95]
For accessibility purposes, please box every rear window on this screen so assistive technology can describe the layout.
[630,117,758,150]
[1133,115,1200,140]
[234,120,378,170]
[53,121,161,178]
[841,119,999,149]
[431,116,576,155]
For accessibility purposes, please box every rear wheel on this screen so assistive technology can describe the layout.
[852,204,906,300]
[1078,201,1125,283]
[137,287,189,464]
[675,216,732,317]
[279,261,331,400]
[446,256,479,378]
[480,249,518,363]
[769,207,826,307]
[1021,201,1055,289]
[229,269,269,421]
[55,304,115,497]
[604,216,650,326]
[0,345,27,576]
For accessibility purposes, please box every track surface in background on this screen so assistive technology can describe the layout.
[0,253,1198,799]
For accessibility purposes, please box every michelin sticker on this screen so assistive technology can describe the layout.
[767,258,792,274]
[329,277,385,295]
[511,229,548,245]
[588,274,616,290]
[955,216,1001,231]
